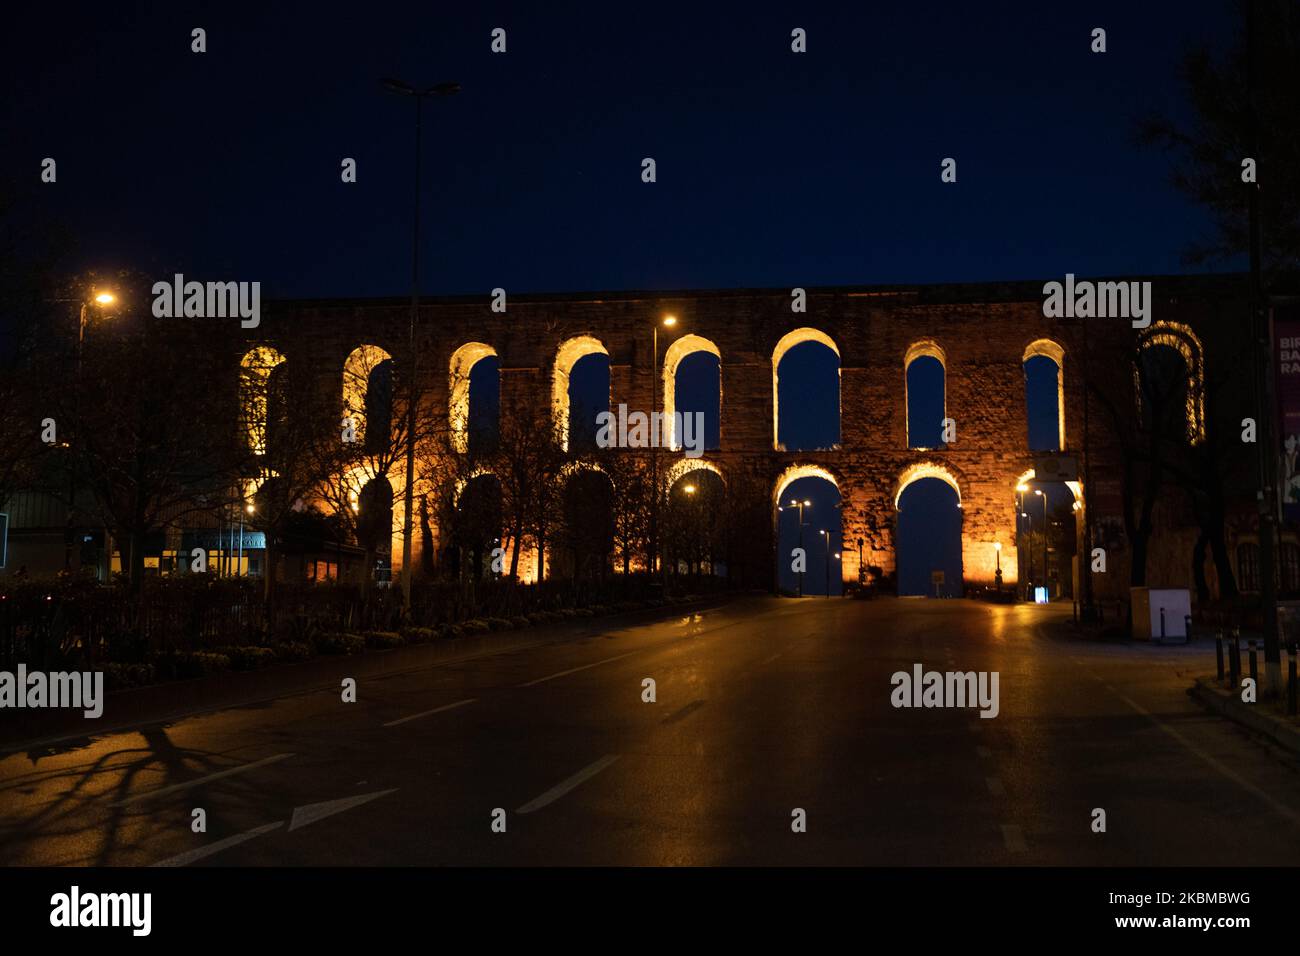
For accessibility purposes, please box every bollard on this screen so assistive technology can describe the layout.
[1160,607,1167,641]
[1229,629,1241,690]
[1248,639,1259,688]
[1185,615,1193,642]
[1290,642,1298,717]
[1215,631,1224,681]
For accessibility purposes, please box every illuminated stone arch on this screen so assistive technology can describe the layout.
[662,334,722,449]
[893,461,962,510]
[1022,338,1067,450]
[449,342,498,454]
[1136,321,1206,445]
[342,344,395,447]
[773,462,840,507]
[452,466,496,507]
[239,345,287,456]
[904,339,948,449]
[340,461,399,516]
[1015,467,1082,504]
[552,336,609,452]
[771,328,841,451]
[666,457,725,494]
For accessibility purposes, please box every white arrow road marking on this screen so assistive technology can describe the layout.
[110,753,295,808]
[517,755,620,814]
[288,789,399,831]
[152,822,284,867]
[383,698,477,727]
[517,651,639,687]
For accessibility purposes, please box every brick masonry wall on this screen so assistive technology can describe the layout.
[249,275,1249,593]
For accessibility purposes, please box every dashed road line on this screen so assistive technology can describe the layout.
[662,699,706,724]
[383,698,477,727]
[518,652,639,688]
[517,755,621,814]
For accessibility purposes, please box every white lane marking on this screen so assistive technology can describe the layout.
[985,777,1005,796]
[1112,690,1300,826]
[383,698,477,727]
[1001,824,1027,853]
[517,652,638,687]
[759,652,783,665]
[975,745,992,759]
[110,753,294,808]
[152,821,284,867]
[517,755,621,814]
[288,789,399,831]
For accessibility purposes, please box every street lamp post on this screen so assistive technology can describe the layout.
[994,540,1002,592]
[789,498,811,597]
[64,291,116,576]
[381,77,460,619]
[650,315,677,581]
[1035,489,1048,601]
[820,529,830,598]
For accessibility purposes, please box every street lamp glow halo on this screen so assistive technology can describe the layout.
[93,292,115,305]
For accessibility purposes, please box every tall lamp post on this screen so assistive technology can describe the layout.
[789,498,811,597]
[381,76,460,618]
[819,529,830,598]
[650,314,678,580]
[64,290,117,576]
[994,540,1002,592]
[1035,488,1049,601]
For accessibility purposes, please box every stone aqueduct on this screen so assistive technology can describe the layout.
[240,280,1217,592]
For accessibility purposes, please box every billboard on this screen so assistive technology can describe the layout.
[1277,304,1300,524]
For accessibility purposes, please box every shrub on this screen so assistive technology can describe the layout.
[151,650,232,680]
[461,619,491,635]
[400,626,437,644]
[485,617,514,631]
[365,631,406,650]
[442,623,465,639]
[317,632,365,655]
[510,615,531,630]
[275,641,315,662]
[213,645,278,671]
[105,662,157,691]
[572,608,594,618]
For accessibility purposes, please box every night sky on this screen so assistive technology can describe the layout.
[4,1,1229,593]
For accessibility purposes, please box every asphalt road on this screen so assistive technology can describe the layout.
[3,596,1299,866]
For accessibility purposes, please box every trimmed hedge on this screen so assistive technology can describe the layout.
[317,632,365,655]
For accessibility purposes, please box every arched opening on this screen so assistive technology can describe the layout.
[1135,322,1205,445]
[772,329,840,451]
[663,334,721,451]
[1013,471,1080,602]
[342,344,395,450]
[905,341,947,449]
[365,359,394,455]
[774,465,842,596]
[552,336,609,452]
[264,361,290,461]
[558,468,615,581]
[452,472,503,581]
[238,345,287,456]
[450,342,500,454]
[666,467,726,577]
[895,464,963,597]
[1023,339,1065,451]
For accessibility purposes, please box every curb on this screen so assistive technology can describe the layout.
[1189,676,1300,757]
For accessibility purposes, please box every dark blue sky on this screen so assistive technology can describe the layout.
[5,1,1235,298]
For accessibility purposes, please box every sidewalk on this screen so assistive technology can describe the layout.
[1189,675,1300,757]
